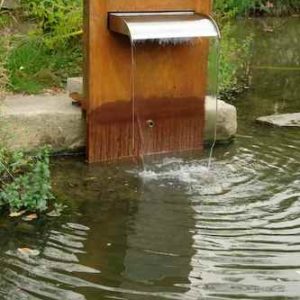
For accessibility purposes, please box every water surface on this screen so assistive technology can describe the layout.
[0,17,299,300]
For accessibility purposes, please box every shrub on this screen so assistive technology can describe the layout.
[0,148,54,213]
[218,23,253,100]
[214,0,300,18]
[20,0,83,49]
[1,0,83,93]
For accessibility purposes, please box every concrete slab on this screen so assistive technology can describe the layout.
[257,113,300,127]
[0,93,237,153]
[0,94,86,152]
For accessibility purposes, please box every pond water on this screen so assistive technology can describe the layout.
[0,17,299,300]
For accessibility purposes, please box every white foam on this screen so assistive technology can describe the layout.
[139,159,215,185]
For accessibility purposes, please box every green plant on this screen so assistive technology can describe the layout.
[0,35,10,97]
[0,13,11,30]
[1,0,83,94]
[7,38,82,93]
[21,0,83,49]
[0,147,54,213]
[216,22,253,100]
[214,0,300,18]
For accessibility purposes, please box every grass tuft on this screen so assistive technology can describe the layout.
[7,38,82,94]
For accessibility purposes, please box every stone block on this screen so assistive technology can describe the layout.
[1,0,20,9]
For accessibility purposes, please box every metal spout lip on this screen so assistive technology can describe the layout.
[108,11,221,42]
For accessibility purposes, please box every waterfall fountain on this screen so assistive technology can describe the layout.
[84,0,220,163]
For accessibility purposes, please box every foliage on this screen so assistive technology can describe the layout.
[7,38,82,93]
[0,148,54,213]
[0,0,83,94]
[20,0,83,49]
[0,13,11,30]
[0,36,9,97]
[214,0,300,18]
[218,23,253,100]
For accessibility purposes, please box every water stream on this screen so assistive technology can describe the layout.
[0,17,299,300]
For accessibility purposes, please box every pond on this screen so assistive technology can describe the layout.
[0,17,299,300]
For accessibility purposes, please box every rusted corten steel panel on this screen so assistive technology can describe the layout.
[84,0,212,162]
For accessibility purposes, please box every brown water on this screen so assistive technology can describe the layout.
[0,17,299,300]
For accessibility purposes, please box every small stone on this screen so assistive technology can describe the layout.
[67,77,83,95]
[17,248,40,257]
[22,213,38,221]
[47,210,61,217]
[9,210,26,218]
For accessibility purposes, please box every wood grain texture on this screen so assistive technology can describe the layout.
[84,0,211,162]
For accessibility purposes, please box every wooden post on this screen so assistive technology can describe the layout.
[84,0,211,162]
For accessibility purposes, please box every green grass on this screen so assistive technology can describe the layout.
[0,13,11,30]
[0,36,9,96]
[7,38,82,94]
[0,0,83,94]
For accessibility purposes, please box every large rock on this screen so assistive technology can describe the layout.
[204,96,237,143]
[0,93,237,153]
[0,94,86,152]
[257,113,300,127]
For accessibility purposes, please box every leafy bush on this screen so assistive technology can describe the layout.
[0,148,54,213]
[0,0,83,94]
[20,0,83,49]
[214,0,300,17]
[218,23,253,100]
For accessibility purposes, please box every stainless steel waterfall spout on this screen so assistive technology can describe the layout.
[109,12,220,41]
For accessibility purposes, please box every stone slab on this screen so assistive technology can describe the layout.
[257,113,300,127]
[1,0,20,9]
[0,94,86,152]
[0,93,237,153]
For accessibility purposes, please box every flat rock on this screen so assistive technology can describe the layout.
[257,113,300,127]
[0,93,237,153]
[1,0,20,9]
